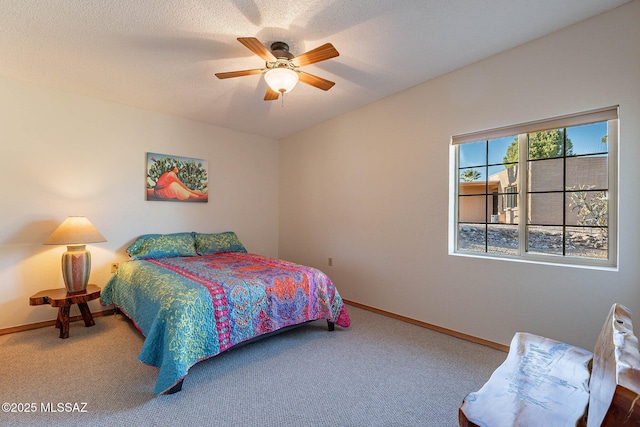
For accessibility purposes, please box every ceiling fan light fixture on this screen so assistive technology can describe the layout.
[264,68,299,94]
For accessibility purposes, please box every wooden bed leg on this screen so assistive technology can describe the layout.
[327,321,335,331]
[165,379,184,394]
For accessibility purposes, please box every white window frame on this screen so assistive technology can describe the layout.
[449,106,618,269]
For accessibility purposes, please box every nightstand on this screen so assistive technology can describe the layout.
[29,284,101,339]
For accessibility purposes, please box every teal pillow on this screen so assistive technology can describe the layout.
[127,232,197,260]
[194,232,247,255]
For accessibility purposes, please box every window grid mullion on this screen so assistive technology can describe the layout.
[518,133,527,256]
[484,141,489,253]
[562,127,567,257]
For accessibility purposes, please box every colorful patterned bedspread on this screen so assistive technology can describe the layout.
[100,252,350,395]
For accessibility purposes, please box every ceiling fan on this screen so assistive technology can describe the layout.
[215,37,339,101]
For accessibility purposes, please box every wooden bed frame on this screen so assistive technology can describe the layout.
[459,303,640,426]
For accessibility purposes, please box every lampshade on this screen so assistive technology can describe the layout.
[44,216,107,245]
[45,216,106,294]
[264,68,299,94]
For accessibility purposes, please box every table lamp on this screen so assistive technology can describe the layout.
[44,216,107,294]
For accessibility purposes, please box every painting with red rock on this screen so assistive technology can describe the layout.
[146,152,208,202]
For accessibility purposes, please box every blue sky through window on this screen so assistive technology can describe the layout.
[458,122,607,182]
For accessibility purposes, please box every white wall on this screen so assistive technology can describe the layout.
[279,1,640,351]
[0,77,279,330]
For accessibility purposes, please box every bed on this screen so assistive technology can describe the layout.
[100,231,350,395]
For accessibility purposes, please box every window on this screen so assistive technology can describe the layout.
[505,186,517,209]
[452,107,618,267]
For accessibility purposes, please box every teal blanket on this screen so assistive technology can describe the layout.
[100,252,350,394]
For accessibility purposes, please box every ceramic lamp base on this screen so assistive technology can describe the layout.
[61,244,91,294]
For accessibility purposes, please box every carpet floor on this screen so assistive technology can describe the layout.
[0,305,505,426]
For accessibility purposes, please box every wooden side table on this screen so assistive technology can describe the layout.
[29,284,101,339]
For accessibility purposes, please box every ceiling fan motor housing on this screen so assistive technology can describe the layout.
[270,41,294,60]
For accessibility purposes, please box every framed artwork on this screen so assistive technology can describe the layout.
[146,153,208,202]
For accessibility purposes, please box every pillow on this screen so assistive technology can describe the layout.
[127,232,197,260]
[194,231,247,255]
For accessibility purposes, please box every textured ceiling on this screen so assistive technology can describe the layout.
[0,0,631,139]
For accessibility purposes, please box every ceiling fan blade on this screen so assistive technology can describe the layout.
[298,71,335,91]
[215,69,264,79]
[264,87,280,101]
[291,43,339,67]
[238,37,276,62]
